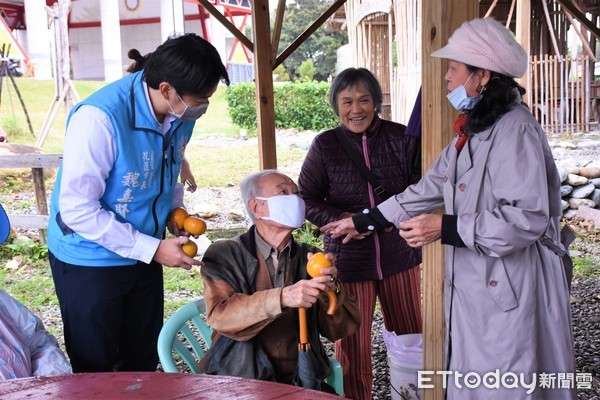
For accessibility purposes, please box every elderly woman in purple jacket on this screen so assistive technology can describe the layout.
[324,18,576,400]
[298,67,422,400]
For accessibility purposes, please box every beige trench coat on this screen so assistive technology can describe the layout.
[379,102,576,399]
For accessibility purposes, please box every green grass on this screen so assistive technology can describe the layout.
[0,79,107,153]
[573,256,600,279]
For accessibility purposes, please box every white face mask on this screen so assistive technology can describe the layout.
[256,194,306,229]
[167,92,209,121]
[447,71,481,111]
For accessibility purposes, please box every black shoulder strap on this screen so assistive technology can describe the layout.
[333,127,391,200]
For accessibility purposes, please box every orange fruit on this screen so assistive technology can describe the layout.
[183,216,207,236]
[306,252,332,278]
[169,207,189,230]
[181,241,198,257]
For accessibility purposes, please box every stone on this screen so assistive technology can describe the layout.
[557,165,569,183]
[577,140,600,148]
[558,161,580,175]
[576,206,600,229]
[591,178,600,188]
[227,210,247,222]
[560,185,573,197]
[567,174,589,186]
[571,183,596,199]
[563,209,578,218]
[569,198,597,210]
[579,166,600,179]
[193,203,219,219]
[561,199,569,211]
[558,141,577,149]
[591,189,600,206]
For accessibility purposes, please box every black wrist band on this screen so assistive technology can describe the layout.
[353,207,393,233]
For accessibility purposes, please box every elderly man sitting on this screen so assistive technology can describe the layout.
[199,170,360,393]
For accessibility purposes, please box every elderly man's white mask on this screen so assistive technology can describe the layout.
[256,194,305,229]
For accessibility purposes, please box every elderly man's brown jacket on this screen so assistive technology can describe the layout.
[200,226,361,385]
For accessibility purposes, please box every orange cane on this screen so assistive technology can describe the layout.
[298,307,310,351]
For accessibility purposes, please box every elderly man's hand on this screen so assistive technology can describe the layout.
[281,277,332,309]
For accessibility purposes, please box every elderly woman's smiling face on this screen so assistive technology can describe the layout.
[336,82,376,134]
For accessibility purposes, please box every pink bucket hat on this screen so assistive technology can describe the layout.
[431,17,528,78]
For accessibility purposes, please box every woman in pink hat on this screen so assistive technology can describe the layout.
[323,18,576,400]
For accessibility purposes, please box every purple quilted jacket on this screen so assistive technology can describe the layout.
[298,116,422,283]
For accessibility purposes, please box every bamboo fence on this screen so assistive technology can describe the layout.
[392,0,421,124]
[527,55,594,135]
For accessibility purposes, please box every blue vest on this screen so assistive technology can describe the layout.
[47,71,195,266]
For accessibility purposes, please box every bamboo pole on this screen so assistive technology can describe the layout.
[529,54,544,122]
[506,0,517,28]
[552,57,562,132]
[516,0,531,98]
[585,56,590,132]
[541,0,562,59]
[543,54,554,130]
[484,0,500,17]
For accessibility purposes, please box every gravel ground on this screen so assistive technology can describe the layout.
[2,129,599,398]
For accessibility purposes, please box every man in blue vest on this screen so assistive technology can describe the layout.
[47,34,229,373]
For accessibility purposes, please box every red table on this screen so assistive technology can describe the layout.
[0,372,343,399]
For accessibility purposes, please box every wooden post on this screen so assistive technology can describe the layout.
[251,0,277,170]
[421,2,477,399]
[31,167,48,244]
[515,0,531,100]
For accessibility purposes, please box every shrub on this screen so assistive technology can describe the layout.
[224,83,257,131]
[225,81,337,131]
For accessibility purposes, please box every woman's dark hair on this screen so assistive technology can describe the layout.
[134,33,230,97]
[126,49,148,73]
[329,67,383,116]
[466,65,526,133]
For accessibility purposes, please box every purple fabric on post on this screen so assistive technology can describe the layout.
[405,88,422,138]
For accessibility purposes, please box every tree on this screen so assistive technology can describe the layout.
[277,0,347,81]
[298,59,316,81]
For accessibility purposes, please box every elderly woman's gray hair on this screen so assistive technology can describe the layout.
[239,169,279,222]
[329,68,383,117]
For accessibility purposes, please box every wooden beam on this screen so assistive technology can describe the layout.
[274,0,347,68]
[564,10,596,58]
[252,0,277,170]
[422,2,477,399]
[195,0,254,52]
[271,0,286,61]
[556,0,600,41]
[6,215,50,229]
[0,153,62,168]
